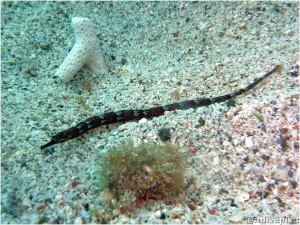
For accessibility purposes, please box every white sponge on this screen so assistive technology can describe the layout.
[55,17,107,82]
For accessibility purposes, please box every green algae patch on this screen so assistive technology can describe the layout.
[76,96,89,110]
[254,111,264,122]
[95,141,187,211]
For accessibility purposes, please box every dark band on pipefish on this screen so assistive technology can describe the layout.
[40,65,282,149]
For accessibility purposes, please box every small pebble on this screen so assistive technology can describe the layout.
[230,214,244,223]
[280,128,288,134]
[251,165,263,175]
[291,129,298,139]
[1,146,12,154]
[208,209,216,214]
[139,118,148,124]
[80,209,90,220]
[261,154,270,161]
[289,71,298,77]
[237,193,249,202]
[66,192,77,201]
[213,156,220,166]
[244,164,253,173]
[155,210,161,218]
[245,137,254,148]
[280,137,289,150]
[74,217,83,224]
[273,168,288,181]
[198,117,205,126]
[99,191,113,204]
[89,137,97,143]
[71,181,79,188]
[188,204,197,211]
[22,198,31,208]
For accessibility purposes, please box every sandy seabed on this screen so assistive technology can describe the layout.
[1,1,299,224]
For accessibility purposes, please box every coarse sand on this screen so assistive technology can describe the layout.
[1,1,299,224]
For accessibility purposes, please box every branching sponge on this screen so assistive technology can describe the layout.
[55,17,107,82]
